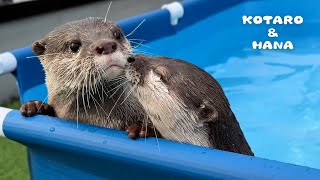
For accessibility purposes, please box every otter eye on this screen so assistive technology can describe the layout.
[160,76,164,81]
[156,73,166,82]
[69,42,81,53]
[113,30,122,40]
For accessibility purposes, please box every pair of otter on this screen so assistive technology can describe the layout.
[20,18,254,156]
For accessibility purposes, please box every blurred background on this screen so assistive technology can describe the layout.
[0,0,174,179]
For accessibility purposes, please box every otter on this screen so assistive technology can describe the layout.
[20,18,153,137]
[125,54,254,156]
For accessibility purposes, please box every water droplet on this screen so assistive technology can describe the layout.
[103,141,107,144]
[50,127,55,132]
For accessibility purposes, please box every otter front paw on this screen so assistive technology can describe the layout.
[126,123,157,139]
[20,100,56,117]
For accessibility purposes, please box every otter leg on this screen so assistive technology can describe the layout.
[126,123,157,139]
[20,100,56,117]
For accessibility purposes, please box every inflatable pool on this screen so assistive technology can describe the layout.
[1,0,320,179]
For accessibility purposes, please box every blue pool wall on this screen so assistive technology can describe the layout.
[4,0,320,179]
[4,109,320,180]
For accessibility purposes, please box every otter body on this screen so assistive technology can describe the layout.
[126,55,254,156]
[21,18,149,131]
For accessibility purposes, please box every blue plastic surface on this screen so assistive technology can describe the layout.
[4,110,320,180]
[140,0,320,169]
[11,46,44,97]
[4,0,320,179]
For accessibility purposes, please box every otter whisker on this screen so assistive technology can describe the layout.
[88,86,101,117]
[129,41,151,49]
[109,82,128,99]
[93,72,104,104]
[99,80,110,100]
[153,125,161,152]
[58,58,85,76]
[128,39,144,43]
[108,79,126,88]
[125,19,146,37]
[104,1,113,23]
[144,121,148,144]
[26,53,61,59]
[108,80,129,98]
[82,66,91,115]
[90,94,109,117]
[96,71,107,101]
[108,77,126,87]
[81,79,88,117]
[68,24,89,39]
[36,95,49,113]
[85,73,91,109]
[130,42,150,49]
[89,70,94,94]
[107,84,129,118]
[132,50,155,56]
[76,89,80,129]
[132,49,151,53]
[128,38,146,42]
[92,97,101,117]
[119,83,136,106]
[88,71,103,117]
[108,75,126,83]
[130,48,152,53]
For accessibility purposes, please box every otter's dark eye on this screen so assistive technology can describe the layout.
[157,73,166,82]
[69,42,81,53]
[113,30,122,40]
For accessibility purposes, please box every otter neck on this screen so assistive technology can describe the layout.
[46,77,131,129]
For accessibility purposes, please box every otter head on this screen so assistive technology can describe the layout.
[125,55,220,124]
[33,17,131,91]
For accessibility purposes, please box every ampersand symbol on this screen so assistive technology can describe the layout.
[268,28,278,37]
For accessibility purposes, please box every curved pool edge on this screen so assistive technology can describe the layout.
[3,0,320,179]
[2,109,320,180]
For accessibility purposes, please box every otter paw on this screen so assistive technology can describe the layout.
[126,123,156,139]
[20,100,55,117]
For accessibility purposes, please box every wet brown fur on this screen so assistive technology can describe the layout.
[31,18,149,130]
[126,54,254,156]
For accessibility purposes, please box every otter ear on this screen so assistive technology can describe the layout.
[32,39,47,56]
[198,103,218,123]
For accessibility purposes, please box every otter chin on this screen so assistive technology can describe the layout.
[125,54,254,156]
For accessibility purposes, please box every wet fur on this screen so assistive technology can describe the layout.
[33,18,149,130]
[126,55,254,156]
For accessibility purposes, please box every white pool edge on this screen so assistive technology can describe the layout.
[0,107,13,138]
[0,52,17,75]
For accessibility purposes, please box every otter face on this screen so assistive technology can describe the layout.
[126,54,220,124]
[33,17,131,90]
[125,55,217,147]
[125,55,171,88]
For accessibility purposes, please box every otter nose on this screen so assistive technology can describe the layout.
[95,42,117,55]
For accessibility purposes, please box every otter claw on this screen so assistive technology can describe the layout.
[126,123,156,139]
[20,100,56,117]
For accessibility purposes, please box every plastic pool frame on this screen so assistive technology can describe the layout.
[0,0,320,179]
